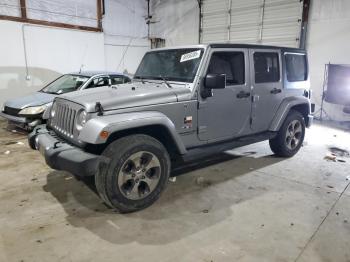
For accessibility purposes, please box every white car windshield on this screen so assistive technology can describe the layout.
[134,48,204,83]
[41,74,89,94]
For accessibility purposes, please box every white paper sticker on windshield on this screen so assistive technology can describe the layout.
[180,50,201,63]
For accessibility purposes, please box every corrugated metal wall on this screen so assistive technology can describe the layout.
[201,0,303,47]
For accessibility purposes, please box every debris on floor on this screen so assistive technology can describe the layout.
[324,154,337,162]
[4,141,17,145]
[4,150,10,155]
[169,177,176,183]
[328,147,350,158]
[195,176,212,187]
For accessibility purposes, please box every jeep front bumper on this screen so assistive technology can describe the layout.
[28,125,100,176]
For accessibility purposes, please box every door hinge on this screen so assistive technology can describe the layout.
[249,117,253,125]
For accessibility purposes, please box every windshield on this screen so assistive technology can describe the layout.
[41,74,89,94]
[134,48,204,83]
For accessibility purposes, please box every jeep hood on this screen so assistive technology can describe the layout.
[4,92,56,109]
[61,82,192,112]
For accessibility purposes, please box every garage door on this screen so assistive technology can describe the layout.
[201,0,304,48]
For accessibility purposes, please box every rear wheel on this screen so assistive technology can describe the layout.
[269,110,305,157]
[95,134,170,213]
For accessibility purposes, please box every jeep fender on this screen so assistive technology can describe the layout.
[78,111,187,154]
[269,96,311,132]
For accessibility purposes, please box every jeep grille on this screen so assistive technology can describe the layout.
[50,99,82,138]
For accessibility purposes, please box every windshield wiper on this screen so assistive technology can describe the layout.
[159,75,172,88]
[43,91,58,95]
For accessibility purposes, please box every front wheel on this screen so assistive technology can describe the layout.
[269,110,305,157]
[95,134,170,213]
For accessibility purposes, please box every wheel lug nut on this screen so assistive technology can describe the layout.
[142,169,146,172]
[142,175,145,179]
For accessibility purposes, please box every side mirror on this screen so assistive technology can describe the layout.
[205,73,226,89]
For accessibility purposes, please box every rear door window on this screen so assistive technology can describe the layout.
[110,76,129,85]
[254,52,280,83]
[86,76,110,89]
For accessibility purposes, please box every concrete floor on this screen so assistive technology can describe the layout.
[0,119,349,262]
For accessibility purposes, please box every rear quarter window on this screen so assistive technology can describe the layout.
[285,54,308,82]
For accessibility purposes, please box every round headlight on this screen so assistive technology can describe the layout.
[76,110,87,131]
[50,102,57,118]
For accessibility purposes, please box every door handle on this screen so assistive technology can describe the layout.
[270,88,282,94]
[236,91,251,99]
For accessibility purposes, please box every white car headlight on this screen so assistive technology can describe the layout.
[76,110,87,131]
[19,104,49,115]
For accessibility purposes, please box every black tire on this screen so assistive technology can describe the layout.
[95,134,170,213]
[269,110,305,157]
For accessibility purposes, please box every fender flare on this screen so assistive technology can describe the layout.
[269,96,311,132]
[78,111,187,154]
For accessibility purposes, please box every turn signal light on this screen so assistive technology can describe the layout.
[100,131,109,139]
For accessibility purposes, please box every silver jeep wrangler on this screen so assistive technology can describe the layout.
[29,44,313,212]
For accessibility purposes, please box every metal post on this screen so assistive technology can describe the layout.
[197,0,202,44]
[299,0,311,49]
[227,0,232,42]
[20,0,27,19]
[259,0,266,43]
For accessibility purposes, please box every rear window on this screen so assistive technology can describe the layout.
[285,54,307,82]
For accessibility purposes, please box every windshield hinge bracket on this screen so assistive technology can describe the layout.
[95,102,104,116]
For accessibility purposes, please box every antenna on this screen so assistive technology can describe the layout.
[79,64,84,73]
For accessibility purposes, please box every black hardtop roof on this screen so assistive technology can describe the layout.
[208,43,306,53]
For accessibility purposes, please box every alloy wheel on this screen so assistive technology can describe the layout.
[285,120,303,150]
[117,151,161,200]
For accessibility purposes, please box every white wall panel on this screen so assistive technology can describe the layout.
[0,20,105,105]
[307,0,350,121]
[104,34,149,76]
[103,0,149,75]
